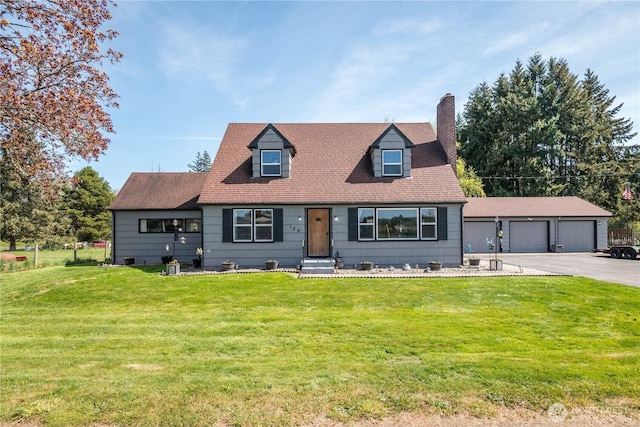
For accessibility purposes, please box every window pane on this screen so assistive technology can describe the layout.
[382,150,402,176]
[234,209,252,225]
[262,151,281,164]
[383,150,402,163]
[359,225,374,240]
[144,219,162,232]
[421,208,436,223]
[255,225,273,241]
[235,226,251,241]
[262,151,281,176]
[262,164,281,175]
[359,208,374,224]
[255,209,273,224]
[186,219,201,232]
[421,208,437,239]
[383,164,402,175]
[422,224,436,239]
[377,208,417,239]
[358,208,374,240]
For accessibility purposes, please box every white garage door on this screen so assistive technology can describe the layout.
[464,222,498,253]
[558,221,595,252]
[510,221,548,253]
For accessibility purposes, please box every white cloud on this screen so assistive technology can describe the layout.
[374,18,443,36]
[482,30,538,56]
[309,41,426,121]
[157,19,247,103]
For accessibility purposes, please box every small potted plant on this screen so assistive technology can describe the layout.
[360,261,373,271]
[192,248,203,268]
[166,259,180,275]
[428,260,442,271]
[465,244,480,266]
[221,260,235,271]
[265,259,278,270]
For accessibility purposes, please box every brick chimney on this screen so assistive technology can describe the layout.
[436,93,456,175]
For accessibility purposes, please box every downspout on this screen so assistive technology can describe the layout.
[200,208,204,268]
[111,210,116,264]
[460,205,464,263]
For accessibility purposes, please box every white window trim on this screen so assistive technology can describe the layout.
[358,208,375,241]
[382,149,403,177]
[420,207,438,240]
[261,150,282,177]
[233,209,253,242]
[356,207,439,241]
[376,207,419,240]
[253,209,274,242]
[232,209,274,242]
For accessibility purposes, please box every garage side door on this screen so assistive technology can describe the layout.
[464,222,496,253]
[510,221,548,253]
[558,221,595,252]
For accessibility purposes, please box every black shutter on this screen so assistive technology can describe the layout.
[348,208,358,241]
[222,209,233,242]
[437,207,448,241]
[273,208,283,242]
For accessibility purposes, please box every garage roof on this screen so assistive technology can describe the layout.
[464,196,612,218]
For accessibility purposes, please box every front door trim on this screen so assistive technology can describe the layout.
[307,208,330,257]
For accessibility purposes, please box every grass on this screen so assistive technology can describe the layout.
[1,266,639,426]
[0,247,109,272]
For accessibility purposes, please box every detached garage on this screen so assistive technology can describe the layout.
[463,197,611,253]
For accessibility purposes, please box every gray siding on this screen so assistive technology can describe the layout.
[250,129,293,178]
[370,129,412,178]
[112,210,202,265]
[202,204,463,269]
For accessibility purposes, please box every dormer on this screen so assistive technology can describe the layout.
[247,124,297,178]
[369,124,414,178]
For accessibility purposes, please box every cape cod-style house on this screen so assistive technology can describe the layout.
[110,94,467,269]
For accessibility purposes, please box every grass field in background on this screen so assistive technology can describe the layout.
[1,266,639,426]
[0,247,109,271]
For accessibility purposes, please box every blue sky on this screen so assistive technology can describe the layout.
[76,0,640,191]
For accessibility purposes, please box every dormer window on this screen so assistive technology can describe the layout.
[369,124,413,178]
[248,124,296,178]
[382,150,403,176]
[261,150,282,176]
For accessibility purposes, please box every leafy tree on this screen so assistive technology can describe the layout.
[456,157,485,197]
[188,150,212,172]
[0,0,121,190]
[458,54,637,213]
[64,167,114,242]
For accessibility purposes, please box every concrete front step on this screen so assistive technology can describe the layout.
[300,258,335,274]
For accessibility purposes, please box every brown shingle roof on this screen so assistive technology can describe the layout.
[198,123,465,205]
[109,172,208,210]
[464,197,612,218]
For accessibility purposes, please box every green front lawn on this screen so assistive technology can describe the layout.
[1,266,639,426]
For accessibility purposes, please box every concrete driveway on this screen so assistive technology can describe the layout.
[499,252,640,288]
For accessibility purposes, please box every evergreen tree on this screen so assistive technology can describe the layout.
[458,54,637,212]
[64,167,114,242]
[0,147,70,250]
[188,151,212,172]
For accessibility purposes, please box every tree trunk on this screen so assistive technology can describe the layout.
[34,242,39,265]
[9,236,17,251]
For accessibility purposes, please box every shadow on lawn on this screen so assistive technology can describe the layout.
[64,261,163,274]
